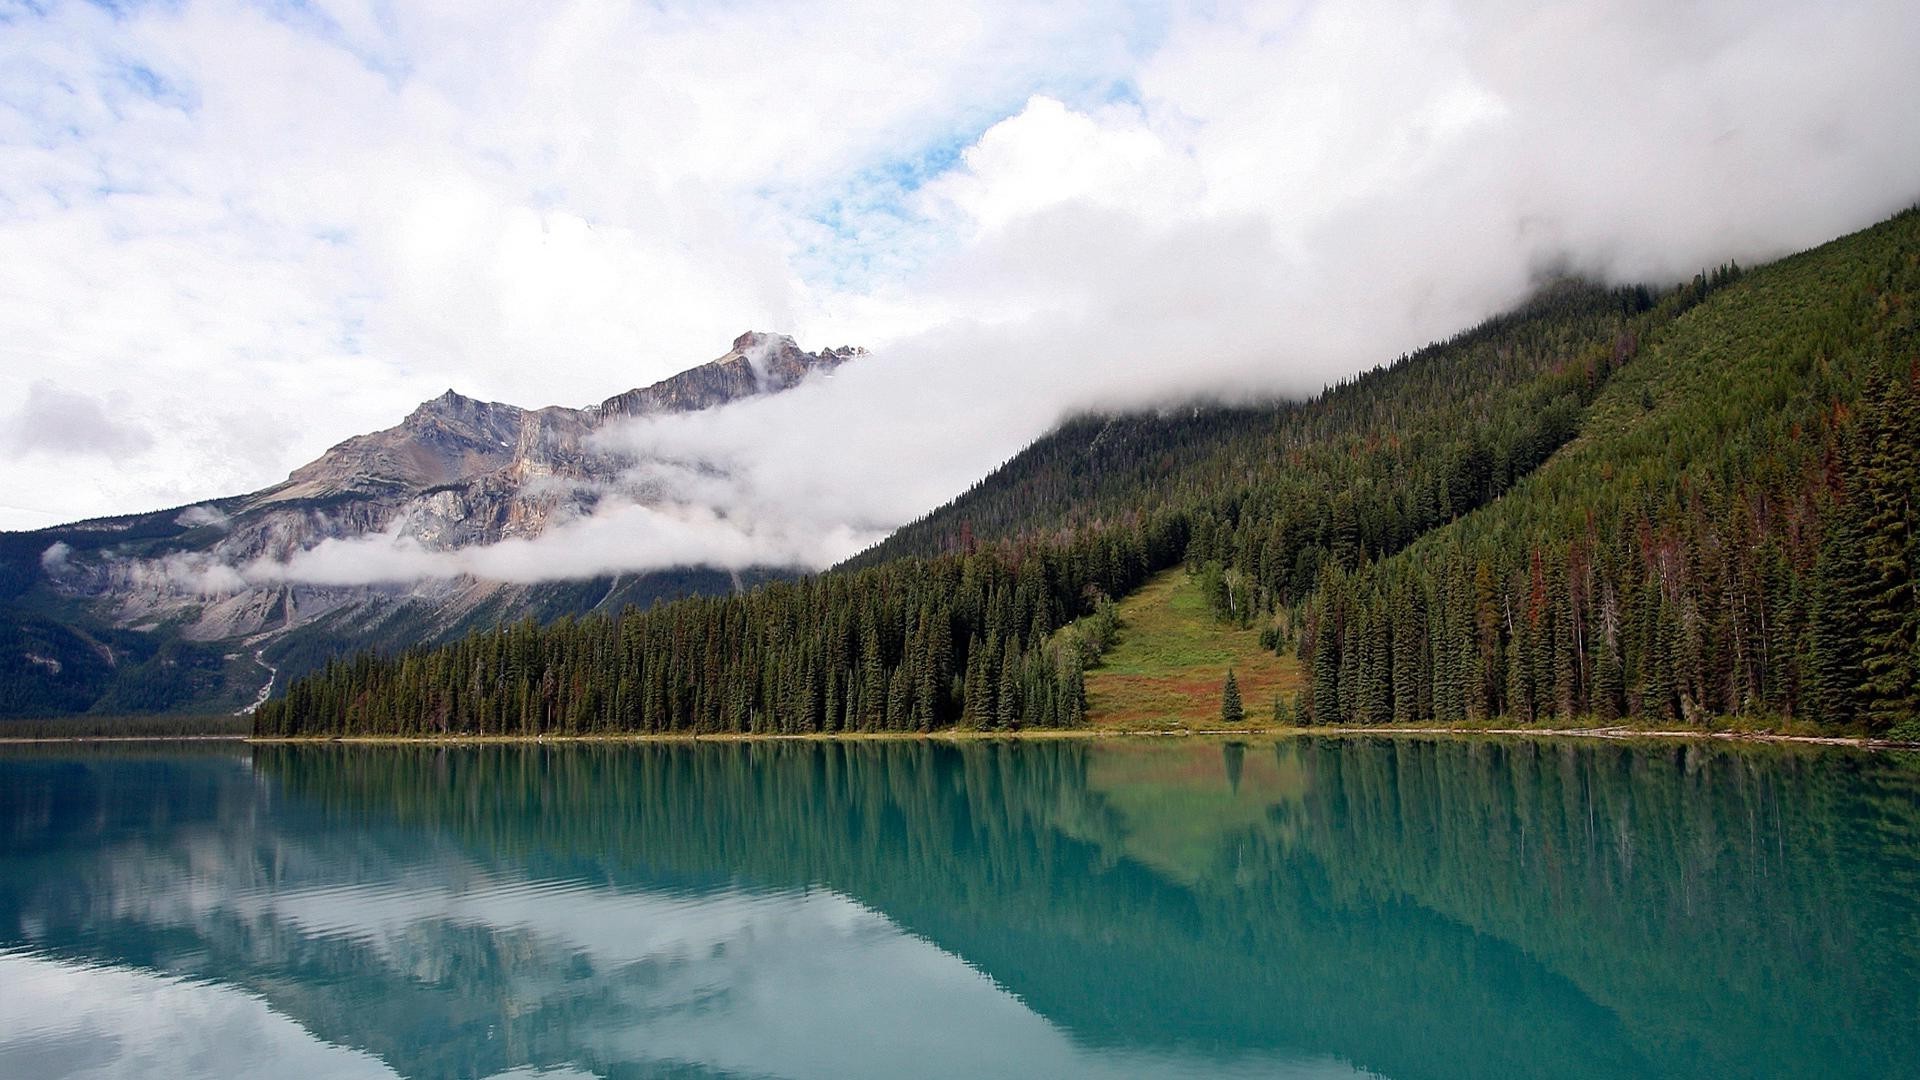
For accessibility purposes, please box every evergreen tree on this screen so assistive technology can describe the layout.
[1221,669,1245,724]
[996,639,1021,730]
[1854,376,1919,729]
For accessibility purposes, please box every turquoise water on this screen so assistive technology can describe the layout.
[0,738,1915,1080]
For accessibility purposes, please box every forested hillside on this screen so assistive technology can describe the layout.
[853,277,1671,585]
[1292,211,1918,734]
[257,210,1919,738]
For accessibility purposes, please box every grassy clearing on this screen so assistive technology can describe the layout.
[1071,569,1304,730]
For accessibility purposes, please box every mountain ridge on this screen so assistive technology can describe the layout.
[1,332,861,717]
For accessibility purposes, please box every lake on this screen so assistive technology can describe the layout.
[1,737,1915,1079]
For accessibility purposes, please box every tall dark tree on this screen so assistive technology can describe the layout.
[1221,669,1245,724]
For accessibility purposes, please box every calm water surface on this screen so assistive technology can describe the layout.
[1,737,1916,1080]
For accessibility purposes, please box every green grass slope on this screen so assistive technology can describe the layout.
[1061,569,1302,729]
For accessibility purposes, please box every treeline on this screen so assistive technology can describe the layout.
[256,520,1183,736]
[0,712,251,739]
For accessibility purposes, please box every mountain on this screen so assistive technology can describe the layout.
[258,208,1919,739]
[0,332,863,718]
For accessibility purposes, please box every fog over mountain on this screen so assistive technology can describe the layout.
[34,332,854,614]
[4,0,1919,582]
[2,333,865,716]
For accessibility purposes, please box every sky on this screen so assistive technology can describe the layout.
[4,0,1919,572]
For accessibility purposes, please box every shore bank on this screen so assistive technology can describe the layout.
[227,724,1919,750]
[6,724,1914,749]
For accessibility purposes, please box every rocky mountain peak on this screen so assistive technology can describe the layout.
[403,388,508,425]
[595,333,862,420]
[262,333,864,504]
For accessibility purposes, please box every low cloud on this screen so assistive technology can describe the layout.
[175,504,231,530]
[40,541,72,573]
[242,499,875,586]
[107,550,250,596]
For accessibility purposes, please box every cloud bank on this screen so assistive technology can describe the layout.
[5,0,1919,587]
[251,500,875,587]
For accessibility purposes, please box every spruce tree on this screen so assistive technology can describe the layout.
[996,658,1020,730]
[1221,669,1245,724]
[1309,606,1340,723]
[1060,650,1087,727]
[1855,376,1919,729]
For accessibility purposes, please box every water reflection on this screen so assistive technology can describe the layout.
[0,949,395,1080]
[0,738,1915,1079]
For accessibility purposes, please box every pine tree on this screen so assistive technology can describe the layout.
[859,607,886,731]
[1308,603,1340,724]
[1221,669,1245,724]
[961,633,988,728]
[996,657,1020,730]
[1358,602,1392,724]
[1854,376,1919,729]
[1060,650,1087,727]
[1390,586,1422,723]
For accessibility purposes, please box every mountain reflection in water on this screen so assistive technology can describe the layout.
[1,737,1915,1080]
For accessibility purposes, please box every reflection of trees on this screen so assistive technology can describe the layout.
[1277,738,1920,1079]
[257,739,1920,1079]
[2,740,1915,1080]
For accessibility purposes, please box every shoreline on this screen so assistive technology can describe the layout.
[0,734,251,745]
[210,725,1920,750]
[5,725,1915,750]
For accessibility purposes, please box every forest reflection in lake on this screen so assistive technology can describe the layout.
[1,736,1916,1080]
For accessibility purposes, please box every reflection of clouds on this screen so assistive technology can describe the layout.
[0,949,395,1080]
[235,876,1369,1080]
[30,823,1374,1080]
[252,876,879,968]
[2,751,1378,1080]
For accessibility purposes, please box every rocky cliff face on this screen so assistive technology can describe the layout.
[596,331,861,418]
[2,333,862,716]
[268,331,852,506]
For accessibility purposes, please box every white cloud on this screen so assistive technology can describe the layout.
[3,0,1918,592]
[0,1,1151,528]
[39,541,72,573]
[175,504,231,529]
[247,499,873,585]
